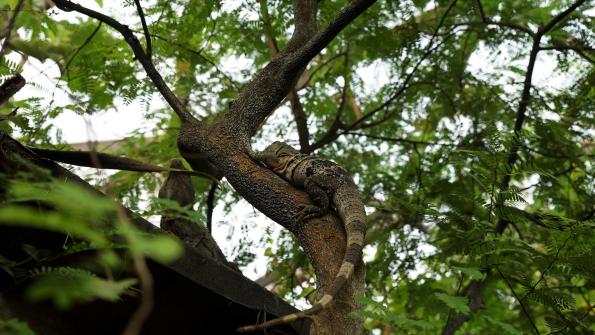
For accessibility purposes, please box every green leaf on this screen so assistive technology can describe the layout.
[132,233,183,264]
[434,292,471,315]
[0,319,36,335]
[453,266,485,280]
[0,206,108,246]
[26,267,137,310]
[483,315,523,335]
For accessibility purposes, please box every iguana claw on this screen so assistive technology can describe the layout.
[294,204,325,223]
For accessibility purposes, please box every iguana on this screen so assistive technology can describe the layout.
[239,141,366,332]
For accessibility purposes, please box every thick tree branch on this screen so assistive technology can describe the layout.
[52,0,195,124]
[223,0,376,140]
[285,0,318,52]
[260,0,311,153]
[0,74,25,105]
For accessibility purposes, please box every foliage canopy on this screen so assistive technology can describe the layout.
[0,0,593,334]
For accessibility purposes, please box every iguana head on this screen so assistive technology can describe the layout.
[256,141,300,172]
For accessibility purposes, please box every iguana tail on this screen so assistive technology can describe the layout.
[237,186,366,333]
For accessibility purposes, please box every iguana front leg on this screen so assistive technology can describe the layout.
[294,178,329,223]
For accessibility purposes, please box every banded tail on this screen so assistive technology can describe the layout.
[237,186,366,333]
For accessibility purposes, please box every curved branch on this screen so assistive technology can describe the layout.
[133,0,152,59]
[309,70,350,152]
[52,0,196,124]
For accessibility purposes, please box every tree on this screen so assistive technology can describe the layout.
[1,0,594,334]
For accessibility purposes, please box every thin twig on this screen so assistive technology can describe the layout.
[134,0,152,59]
[344,0,458,132]
[346,131,459,147]
[495,265,541,335]
[299,51,347,89]
[118,208,154,335]
[0,0,25,54]
[64,22,102,79]
[145,32,240,92]
[520,234,572,302]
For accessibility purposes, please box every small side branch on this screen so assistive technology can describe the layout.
[0,0,25,54]
[133,0,152,59]
[497,0,588,233]
[495,266,540,335]
[309,70,349,152]
[30,147,217,180]
[346,132,459,147]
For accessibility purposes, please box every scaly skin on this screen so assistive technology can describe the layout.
[239,141,366,332]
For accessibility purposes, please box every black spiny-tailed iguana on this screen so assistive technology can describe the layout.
[239,141,367,332]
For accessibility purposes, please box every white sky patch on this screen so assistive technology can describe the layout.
[355,60,391,96]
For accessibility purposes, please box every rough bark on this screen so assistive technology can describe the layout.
[0,74,25,105]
